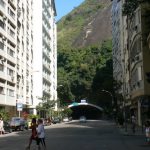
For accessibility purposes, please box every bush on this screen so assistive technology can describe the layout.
[0,109,9,121]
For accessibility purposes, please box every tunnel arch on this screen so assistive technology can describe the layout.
[68,102,103,120]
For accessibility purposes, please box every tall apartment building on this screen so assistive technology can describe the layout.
[32,0,57,115]
[112,0,126,110]
[127,2,150,125]
[0,0,33,116]
[112,0,150,125]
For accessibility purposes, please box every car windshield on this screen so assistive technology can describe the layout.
[12,117,20,121]
[80,116,86,119]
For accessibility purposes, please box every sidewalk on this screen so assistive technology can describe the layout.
[118,123,145,136]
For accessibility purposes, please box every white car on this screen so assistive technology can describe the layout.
[79,116,86,123]
[63,117,69,122]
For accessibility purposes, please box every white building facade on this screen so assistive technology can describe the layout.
[0,0,33,116]
[32,0,57,115]
[112,0,124,100]
[112,0,130,112]
[112,0,123,81]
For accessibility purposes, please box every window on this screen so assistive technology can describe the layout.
[8,8,15,19]
[7,68,14,76]
[7,47,14,57]
[8,28,15,38]
[0,86,4,94]
[0,41,4,50]
[0,20,5,30]
[7,89,14,97]
[0,64,4,71]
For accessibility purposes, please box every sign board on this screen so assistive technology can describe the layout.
[81,99,86,103]
[17,103,23,111]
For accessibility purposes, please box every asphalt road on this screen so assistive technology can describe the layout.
[0,120,149,150]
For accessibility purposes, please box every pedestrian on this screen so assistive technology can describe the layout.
[131,114,136,133]
[37,119,46,150]
[0,117,4,135]
[47,117,51,125]
[145,120,150,144]
[26,118,38,149]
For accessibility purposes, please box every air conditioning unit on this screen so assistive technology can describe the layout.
[2,36,6,41]
[3,16,7,21]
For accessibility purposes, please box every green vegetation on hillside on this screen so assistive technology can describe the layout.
[57,0,113,109]
[58,40,113,106]
[57,0,105,49]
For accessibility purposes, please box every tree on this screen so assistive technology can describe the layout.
[57,83,74,106]
[122,0,150,16]
[62,107,73,117]
[91,59,113,106]
[0,109,9,121]
[36,98,56,118]
[57,40,112,106]
[122,0,138,16]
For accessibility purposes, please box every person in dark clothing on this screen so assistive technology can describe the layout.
[26,118,38,149]
[131,115,136,133]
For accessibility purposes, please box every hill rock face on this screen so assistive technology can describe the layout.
[57,0,112,48]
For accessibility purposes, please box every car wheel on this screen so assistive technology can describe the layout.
[20,126,24,131]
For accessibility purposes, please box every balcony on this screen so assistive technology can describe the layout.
[8,0,16,10]
[7,54,16,64]
[6,95,16,106]
[0,70,6,80]
[0,22,6,35]
[0,94,5,105]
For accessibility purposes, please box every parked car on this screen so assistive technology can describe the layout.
[43,118,51,126]
[10,117,28,131]
[79,116,86,123]
[69,117,72,121]
[52,117,61,124]
[63,117,69,122]
[3,121,12,133]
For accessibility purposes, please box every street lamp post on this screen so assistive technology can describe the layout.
[101,89,116,120]
[101,90,114,106]
[57,84,65,107]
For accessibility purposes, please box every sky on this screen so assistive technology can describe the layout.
[55,0,85,21]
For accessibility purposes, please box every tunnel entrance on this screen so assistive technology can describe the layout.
[68,103,103,120]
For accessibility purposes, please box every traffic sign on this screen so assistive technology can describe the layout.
[17,103,23,111]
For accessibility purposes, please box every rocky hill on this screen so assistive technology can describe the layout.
[57,0,113,104]
[57,0,112,48]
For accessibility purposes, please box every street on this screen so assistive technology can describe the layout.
[0,120,149,150]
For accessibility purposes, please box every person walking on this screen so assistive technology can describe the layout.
[26,118,38,149]
[131,114,136,133]
[37,119,46,150]
[145,120,150,144]
[0,117,4,135]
